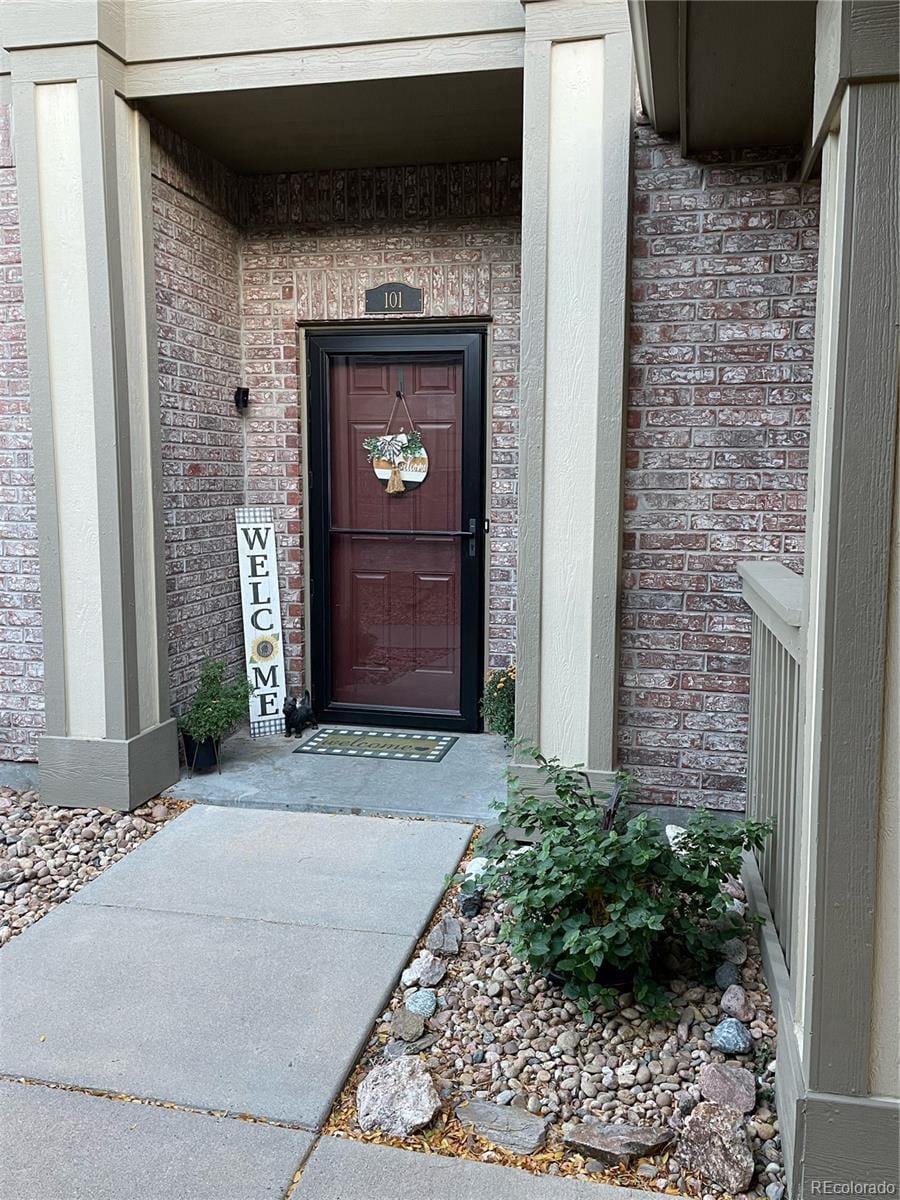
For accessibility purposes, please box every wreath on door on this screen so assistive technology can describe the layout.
[362,390,429,494]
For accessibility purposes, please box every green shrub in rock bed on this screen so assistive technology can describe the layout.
[480,664,516,742]
[461,748,773,1018]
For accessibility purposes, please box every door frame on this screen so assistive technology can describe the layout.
[305,326,487,732]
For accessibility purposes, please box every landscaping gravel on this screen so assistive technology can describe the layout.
[0,786,185,945]
[331,868,785,1199]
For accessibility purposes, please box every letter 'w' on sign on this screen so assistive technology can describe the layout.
[235,507,286,736]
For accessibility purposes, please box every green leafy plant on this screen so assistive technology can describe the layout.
[461,748,773,1017]
[178,659,252,744]
[481,664,516,742]
[363,430,424,463]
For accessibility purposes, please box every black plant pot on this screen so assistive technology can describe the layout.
[181,733,220,775]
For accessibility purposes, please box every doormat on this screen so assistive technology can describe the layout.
[294,728,458,762]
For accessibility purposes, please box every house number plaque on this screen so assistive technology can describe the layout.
[364,281,423,315]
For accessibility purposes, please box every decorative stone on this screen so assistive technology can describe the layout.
[356,1056,441,1136]
[698,1063,756,1113]
[722,937,748,965]
[722,875,746,901]
[383,1032,441,1060]
[721,984,755,1023]
[678,1101,755,1194]
[400,950,446,988]
[418,952,447,987]
[715,962,741,990]
[561,1119,674,1166]
[455,1100,551,1154]
[708,1018,752,1054]
[425,914,462,955]
[391,1007,425,1042]
[766,1182,785,1200]
[665,825,688,856]
[464,856,488,878]
[459,889,484,918]
[405,988,437,1018]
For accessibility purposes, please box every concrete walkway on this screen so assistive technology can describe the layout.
[163,725,509,822]
[0,805,469,1197]
[0,802,647,1200]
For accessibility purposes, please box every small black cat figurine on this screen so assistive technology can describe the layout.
[283,690,318,738]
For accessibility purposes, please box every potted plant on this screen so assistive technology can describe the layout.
[481,664,516,743]
[178,658,252,774]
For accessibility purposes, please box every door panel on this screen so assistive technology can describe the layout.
[307,330,485,731]
[329,355,464,712]
[330,533,460,710]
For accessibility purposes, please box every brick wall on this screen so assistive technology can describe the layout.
[618,119,819,811]
[151,130,246,709]
[240,164,521,694]
[0,104,43,761]
[1,104,818,815]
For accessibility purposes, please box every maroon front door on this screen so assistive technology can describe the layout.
[308,331,485,730]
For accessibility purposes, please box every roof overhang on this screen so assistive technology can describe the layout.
[629,0,816,154]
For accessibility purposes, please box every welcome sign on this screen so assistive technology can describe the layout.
[235,506,286,737]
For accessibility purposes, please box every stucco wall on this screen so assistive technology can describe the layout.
[620,118,819,811]
[239,163,521,695]
[0,103,43,761]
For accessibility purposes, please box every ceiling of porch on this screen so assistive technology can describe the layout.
[138,69,524,174]
[630,0,816,152]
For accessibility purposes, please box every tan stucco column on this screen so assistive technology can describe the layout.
[11,44,178,809]
[514,0,632,783]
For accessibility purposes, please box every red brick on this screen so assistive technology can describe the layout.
[620,125,816,810]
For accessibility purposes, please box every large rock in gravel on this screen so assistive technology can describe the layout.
[698,1062,756,1113]
[405,988,437,1018]
[356,1057,441,1136]
[709,1017,752,1054]
[721,983,755,1022]
[400,950,446,988]
[390,1007,425,1042]
[455,1100,550,1154]
[715,961,741,989]
[561,1119,674,1166]
[721,936,748,965]
[678,1101,755,1193]
[425,914,462,955]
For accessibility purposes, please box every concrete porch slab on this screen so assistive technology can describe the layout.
[0,1079,313,1200]
[293,1137,657,1200]
[0,900,409,1126]
[163,726,508,823]
[72,805,472,934]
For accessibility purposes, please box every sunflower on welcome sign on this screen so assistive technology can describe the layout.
[249,632,280,664]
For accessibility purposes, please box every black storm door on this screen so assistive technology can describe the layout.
[306,328,486,732]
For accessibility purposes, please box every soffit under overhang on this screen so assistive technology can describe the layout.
[630,0,816,152]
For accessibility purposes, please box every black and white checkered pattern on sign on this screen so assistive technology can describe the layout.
[250,716,284,737]
[235,506,274,524]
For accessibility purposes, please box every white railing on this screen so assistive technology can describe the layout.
[738,561,804,972]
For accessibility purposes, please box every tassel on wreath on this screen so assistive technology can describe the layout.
[386,464,405,494]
